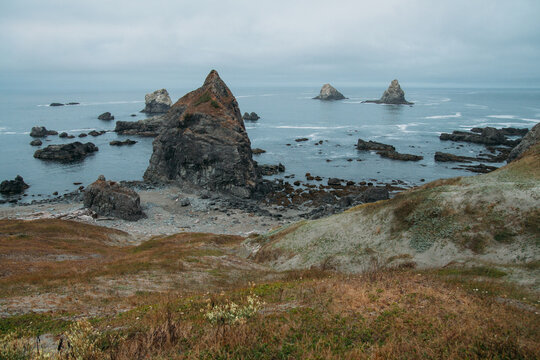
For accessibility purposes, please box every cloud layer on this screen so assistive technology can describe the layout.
[1,0,539,85]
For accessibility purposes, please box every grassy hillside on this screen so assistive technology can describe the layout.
[247,144,540,284]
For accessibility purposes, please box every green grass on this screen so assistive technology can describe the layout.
[436,266,507,278]
[194,92,212,106]
[0,313,71,337]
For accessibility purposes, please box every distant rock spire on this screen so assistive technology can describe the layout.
[313,84,346,100]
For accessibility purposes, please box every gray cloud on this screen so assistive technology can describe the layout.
[1,0,539,85]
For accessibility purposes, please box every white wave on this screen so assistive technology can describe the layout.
[487,115,516,119]
[0,131,19,135]
[425,112,461,119]
[69,128,94,132]
[520,118,540,123]
[274,125,351,130]
[0,127,6,131]
[343,100,364,104]
[441,98,451,102]
[38,100,144,107]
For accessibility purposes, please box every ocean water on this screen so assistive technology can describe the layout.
[0,85,538,204]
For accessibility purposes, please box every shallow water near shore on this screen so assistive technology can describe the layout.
[0,85,538,204]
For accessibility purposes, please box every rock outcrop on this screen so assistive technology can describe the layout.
[507,122,540,162]
[98,112,114,121]
[30,126,58,137]
[364,79,413,105]
[434,152,475,163]
[110,139,137,146]
[141,89,172,114]
[88,130,106,137]
[313,84,346,100]
[83,176,145,221]
[357,139,395,152]
[243,112,260,120]
[144,70,259,198]
[33,142,98,162]
[115,116,166,137]
[377,150,423,161]
[440,127,521,147]
[0,175,29,195]
[30,139,42,146]
[49,103,64,107]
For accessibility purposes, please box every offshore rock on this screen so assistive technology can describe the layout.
[141,89,172,114]
[144,70,258,198]
[357,139,395,151]
[364,79,413,105]
[110,139,137,146]
[0,175,29,195]
[98,112,114,121]
[30,139,42,146]
[115,115,166,137]
[507,122,540,162]
[83,177,145,221]
[243,112,260,120]
[377,150,423,161]
[30,126,58,137]
[313,84,346,100]
[33,142,98,162]
[434,152,475,163]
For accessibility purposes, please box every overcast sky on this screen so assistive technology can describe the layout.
[1,0,540,87]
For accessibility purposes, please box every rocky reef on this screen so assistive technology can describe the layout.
[98,112,114,121]
[0,175,29,195]
[141,89,172,114]
[313,84,346,100]
[143,70,259,198]
[33,142,98,162]
[364,79,413,105]
[83,176,145,221]
[439,127,525,147]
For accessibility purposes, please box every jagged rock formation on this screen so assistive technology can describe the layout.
[141,89,172,114]
[115,116,166,137]
[440,127,522,147]
[88,130,106,137]
[0,175,29,195]
[83,176,145,221]
[98,112,114,121]
[30,139,42,146]
[33,142,98,162]
[30,126,58,137]
[313,84,346,100]
[507,122,540,162]
[364,79,413,105]
[144,70,258,198]
[243,112,260,120]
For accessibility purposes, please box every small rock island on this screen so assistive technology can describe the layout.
[313,84,346,100]
[141,89,173,114]
[364,79,413,105]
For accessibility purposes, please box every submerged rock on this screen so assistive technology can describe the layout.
[0,175,29,195]
[98,112,114,121]
[364,79,413,105]
[507,122,540,162]
[30,139,42,146]
[434,152,475,163]
[88,130,106,137]
[144,70,259,198]
[313,84,346,100]
[33,142,98,162]
[49,103,64,107]
[83,177,145,221]
[30,126,58,137]
[252,148,266,155]
[257,163,285,176]
[243,112,260,120]
[141,89,172,114]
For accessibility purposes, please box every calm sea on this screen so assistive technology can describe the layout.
[1,84,538,204]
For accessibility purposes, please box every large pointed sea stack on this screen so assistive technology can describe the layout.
[143,70,258,198]
[313,84,346,100]
[365,79,413,105]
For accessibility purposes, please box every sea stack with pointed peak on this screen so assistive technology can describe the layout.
[365,79,413,105]
[313,84,346,100]
[143,70,258,198]
[141,89,173,114]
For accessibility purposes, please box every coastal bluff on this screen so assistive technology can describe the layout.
[143,70,258,198]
